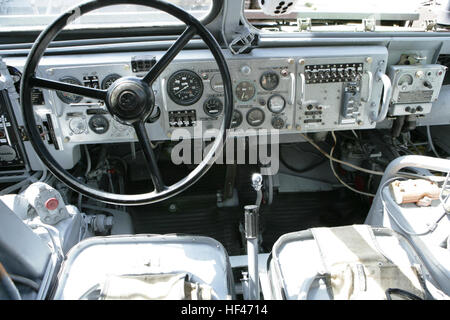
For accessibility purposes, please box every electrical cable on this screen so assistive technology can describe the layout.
[0,171,41,195]
[78,145,91,212]
[329,131,376,197]
[0,262,21,300]
[9,274,39,292]
[427,125,441,158]
[299,132,384,176]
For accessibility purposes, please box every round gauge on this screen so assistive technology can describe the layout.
[88,115,109,134]
[260,71,280,91]
[167,70,204,106]
[102,73,121,90]
[56,76,83,104]
[203,97,223,117]
[69,117,87,135]
[0,145,17,162]
[236,81,256,102]
[271,116,285,129]
[267,94,286,113]
[231,110,243,128]
[246,108,265,127]
[210,73,224,93]
[398,74,414,87]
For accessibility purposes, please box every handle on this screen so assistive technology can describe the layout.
[361,70,373,103]
[289,72,296,105]
[299,73,306,105]
[369,71,392,123]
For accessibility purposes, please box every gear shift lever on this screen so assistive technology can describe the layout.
[243,173,263,300]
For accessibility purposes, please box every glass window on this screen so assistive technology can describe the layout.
[0,0,214,30]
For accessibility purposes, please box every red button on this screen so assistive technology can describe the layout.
[45,198,59,211]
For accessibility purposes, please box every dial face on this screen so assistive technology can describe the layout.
[260,71,280,91]
[398,74,414,87]
[236,81,256,102]
[271,116,285,129]
[88,115,109,134]
[246,108,265,127]
[69,117,87,135]
[102,73,121,90]
[267,94,286,113]
[210,73,224,93]
[203,97,223,117]
[231,110,243,128]
[167,70,204,106]
[56,76,83,104]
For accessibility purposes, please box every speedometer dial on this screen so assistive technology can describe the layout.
[167,70,204,106]
[56,76,83,104]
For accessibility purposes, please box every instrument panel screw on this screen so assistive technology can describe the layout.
[63,136,70,143]
[365,57,373,64]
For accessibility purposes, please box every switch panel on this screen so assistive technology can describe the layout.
[296,46,388,132]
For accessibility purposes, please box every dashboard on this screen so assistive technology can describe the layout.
[1,45,447,170]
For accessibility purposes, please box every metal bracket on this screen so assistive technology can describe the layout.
[424,19,437,31]
[297,18,312,32]
[363,18,376,32]
[229,30,257,55]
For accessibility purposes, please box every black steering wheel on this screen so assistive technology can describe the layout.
[20,0,233,205]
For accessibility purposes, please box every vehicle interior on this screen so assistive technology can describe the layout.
[0,0,449,300]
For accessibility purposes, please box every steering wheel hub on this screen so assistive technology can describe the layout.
[106,77,154,123]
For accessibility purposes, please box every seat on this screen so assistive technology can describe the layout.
[53,234,234,300]
[365,155,450,295]
[267,225,435,300]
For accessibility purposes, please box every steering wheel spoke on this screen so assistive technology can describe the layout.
[143,24,197,84]
[133,121,166,193]
[30,76,108,101]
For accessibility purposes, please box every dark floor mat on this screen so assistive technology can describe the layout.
[259,190,368,251]
[129,194,244,256]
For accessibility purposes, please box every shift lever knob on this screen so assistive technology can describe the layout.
[251,173,263,191]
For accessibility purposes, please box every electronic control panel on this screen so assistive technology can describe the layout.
[296,46,388,132]
[388,64,447,116]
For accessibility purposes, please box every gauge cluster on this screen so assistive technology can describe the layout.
[4,46,391,164]
[159,56,296,139]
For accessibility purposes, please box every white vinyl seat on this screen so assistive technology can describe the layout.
[53,234,234,300]
[267,225,436,300]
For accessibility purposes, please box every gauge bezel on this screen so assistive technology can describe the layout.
[88,115,110,135]
[260,70,280,91]
[167,69,204,106]
[231,109,243,128]
[267,94,286,114]
[101,73,122,90]
[236,81,256,102]
[203,96,223,117]
[69,117,87,135]
[271,116,285,129]
[56,76,83,104]
[246,107,265,127]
